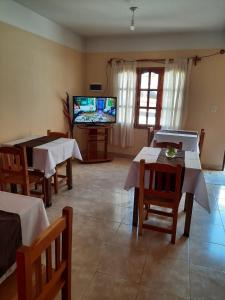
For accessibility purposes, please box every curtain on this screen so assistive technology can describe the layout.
[160,58,192,129]
[110,61,137,148]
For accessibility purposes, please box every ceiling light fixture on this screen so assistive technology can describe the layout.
[130,6,138,31]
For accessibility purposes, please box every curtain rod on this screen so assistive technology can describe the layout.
[108,49,225,66]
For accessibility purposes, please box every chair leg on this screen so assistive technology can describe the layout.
[171,209,178,244]
[145,204,150,220]
[54,172,58,194]
[138,200,143,236]
[42,180,46,206]
[22,184,30,196]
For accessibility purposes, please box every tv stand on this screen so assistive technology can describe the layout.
[78,125,113,163]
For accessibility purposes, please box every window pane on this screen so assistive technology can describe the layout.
[149,91,157,107]
[139,109,147,124]
[150,72,159,89]
[140,72,149,89]
[140,91,148,107]
[147,109,156,125]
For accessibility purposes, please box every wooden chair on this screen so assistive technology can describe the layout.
[153,140,183,150]
[0,146,45,202]
[138,160,183,244]
[47,130,69,194]
[0,207,73,300]
[16,206,73,300]
[198,128,205,158]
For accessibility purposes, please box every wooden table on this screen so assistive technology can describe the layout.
[124,147,210,237]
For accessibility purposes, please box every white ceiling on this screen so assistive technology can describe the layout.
[14,0,225,38]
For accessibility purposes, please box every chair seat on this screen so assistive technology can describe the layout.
[1,173,43,185]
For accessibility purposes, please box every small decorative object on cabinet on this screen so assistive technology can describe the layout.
[78,125,113,163]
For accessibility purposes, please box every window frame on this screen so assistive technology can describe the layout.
[134,67,164,129]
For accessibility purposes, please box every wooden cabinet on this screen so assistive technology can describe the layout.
[78,125,113,163]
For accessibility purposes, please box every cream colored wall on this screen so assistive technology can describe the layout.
[1,19,224,169]
[83,50,225,169]
[0,21,85,142]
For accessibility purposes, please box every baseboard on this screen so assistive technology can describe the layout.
[202,163,222,171]
[108,152,134,160]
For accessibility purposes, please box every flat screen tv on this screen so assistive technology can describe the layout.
[73,96,117,125]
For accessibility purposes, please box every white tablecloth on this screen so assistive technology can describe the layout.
[33,138,82,178]
[3,136,82,178]
[153,130,199,151]
[124,147,210,212]
[0,191,49,283]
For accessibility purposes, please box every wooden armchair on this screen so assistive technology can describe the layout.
[153,141,183,150]
[138,160,183,244]
[16,206,73,300]
[47,130,69,194]
[0,146,45,202]
[198,129,205,158]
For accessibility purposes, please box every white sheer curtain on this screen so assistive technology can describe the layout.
[110,61,137,148]
[160,58,192,129]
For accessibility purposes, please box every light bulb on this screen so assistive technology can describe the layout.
[130,25,135,31]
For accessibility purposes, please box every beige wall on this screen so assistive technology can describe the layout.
[84,50,225,169]
[0,21,85,142]
[1,20,225,169]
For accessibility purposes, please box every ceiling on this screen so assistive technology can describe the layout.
[14,0,225,38]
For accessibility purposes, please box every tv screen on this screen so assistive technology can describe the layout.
[73,96,117,125]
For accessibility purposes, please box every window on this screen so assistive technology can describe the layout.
[135,67,164,128]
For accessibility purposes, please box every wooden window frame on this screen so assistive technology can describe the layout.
[134,67,164,129]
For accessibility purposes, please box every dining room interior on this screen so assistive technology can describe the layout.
[0,0,225,299]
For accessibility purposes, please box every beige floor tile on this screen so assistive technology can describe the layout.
[141,257,190,299]
[191,206,222,226]
[97,243,146,283]
[190,240,225,272]
[110,223,148,251]
[136,286,190,300]
[71,266,96,300]
[82,272,138,300]
[146,232,189,261]
[72,233,106,270]
[190,264,225,300]
[190,222,225,245]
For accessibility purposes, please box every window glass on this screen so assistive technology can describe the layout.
[149,91,157,107]
[140,72,149,89]
[147,109,156,125]
[140,91,148,107]
[138,109,147,124]
[150,72,159,89]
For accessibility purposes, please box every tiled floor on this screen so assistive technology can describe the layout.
[45,158,225,300]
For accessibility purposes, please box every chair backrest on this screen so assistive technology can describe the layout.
[16,206,73,300]
[198,128,205,157]
[47,130,69,138]
[0,146,29,194]
[139,160,182,205]
[153,140,183,150]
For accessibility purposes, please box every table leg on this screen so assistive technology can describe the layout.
[184,192,194,237]
[132,187,139,227]
[66,158,73,190]
[44,177,52,207]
